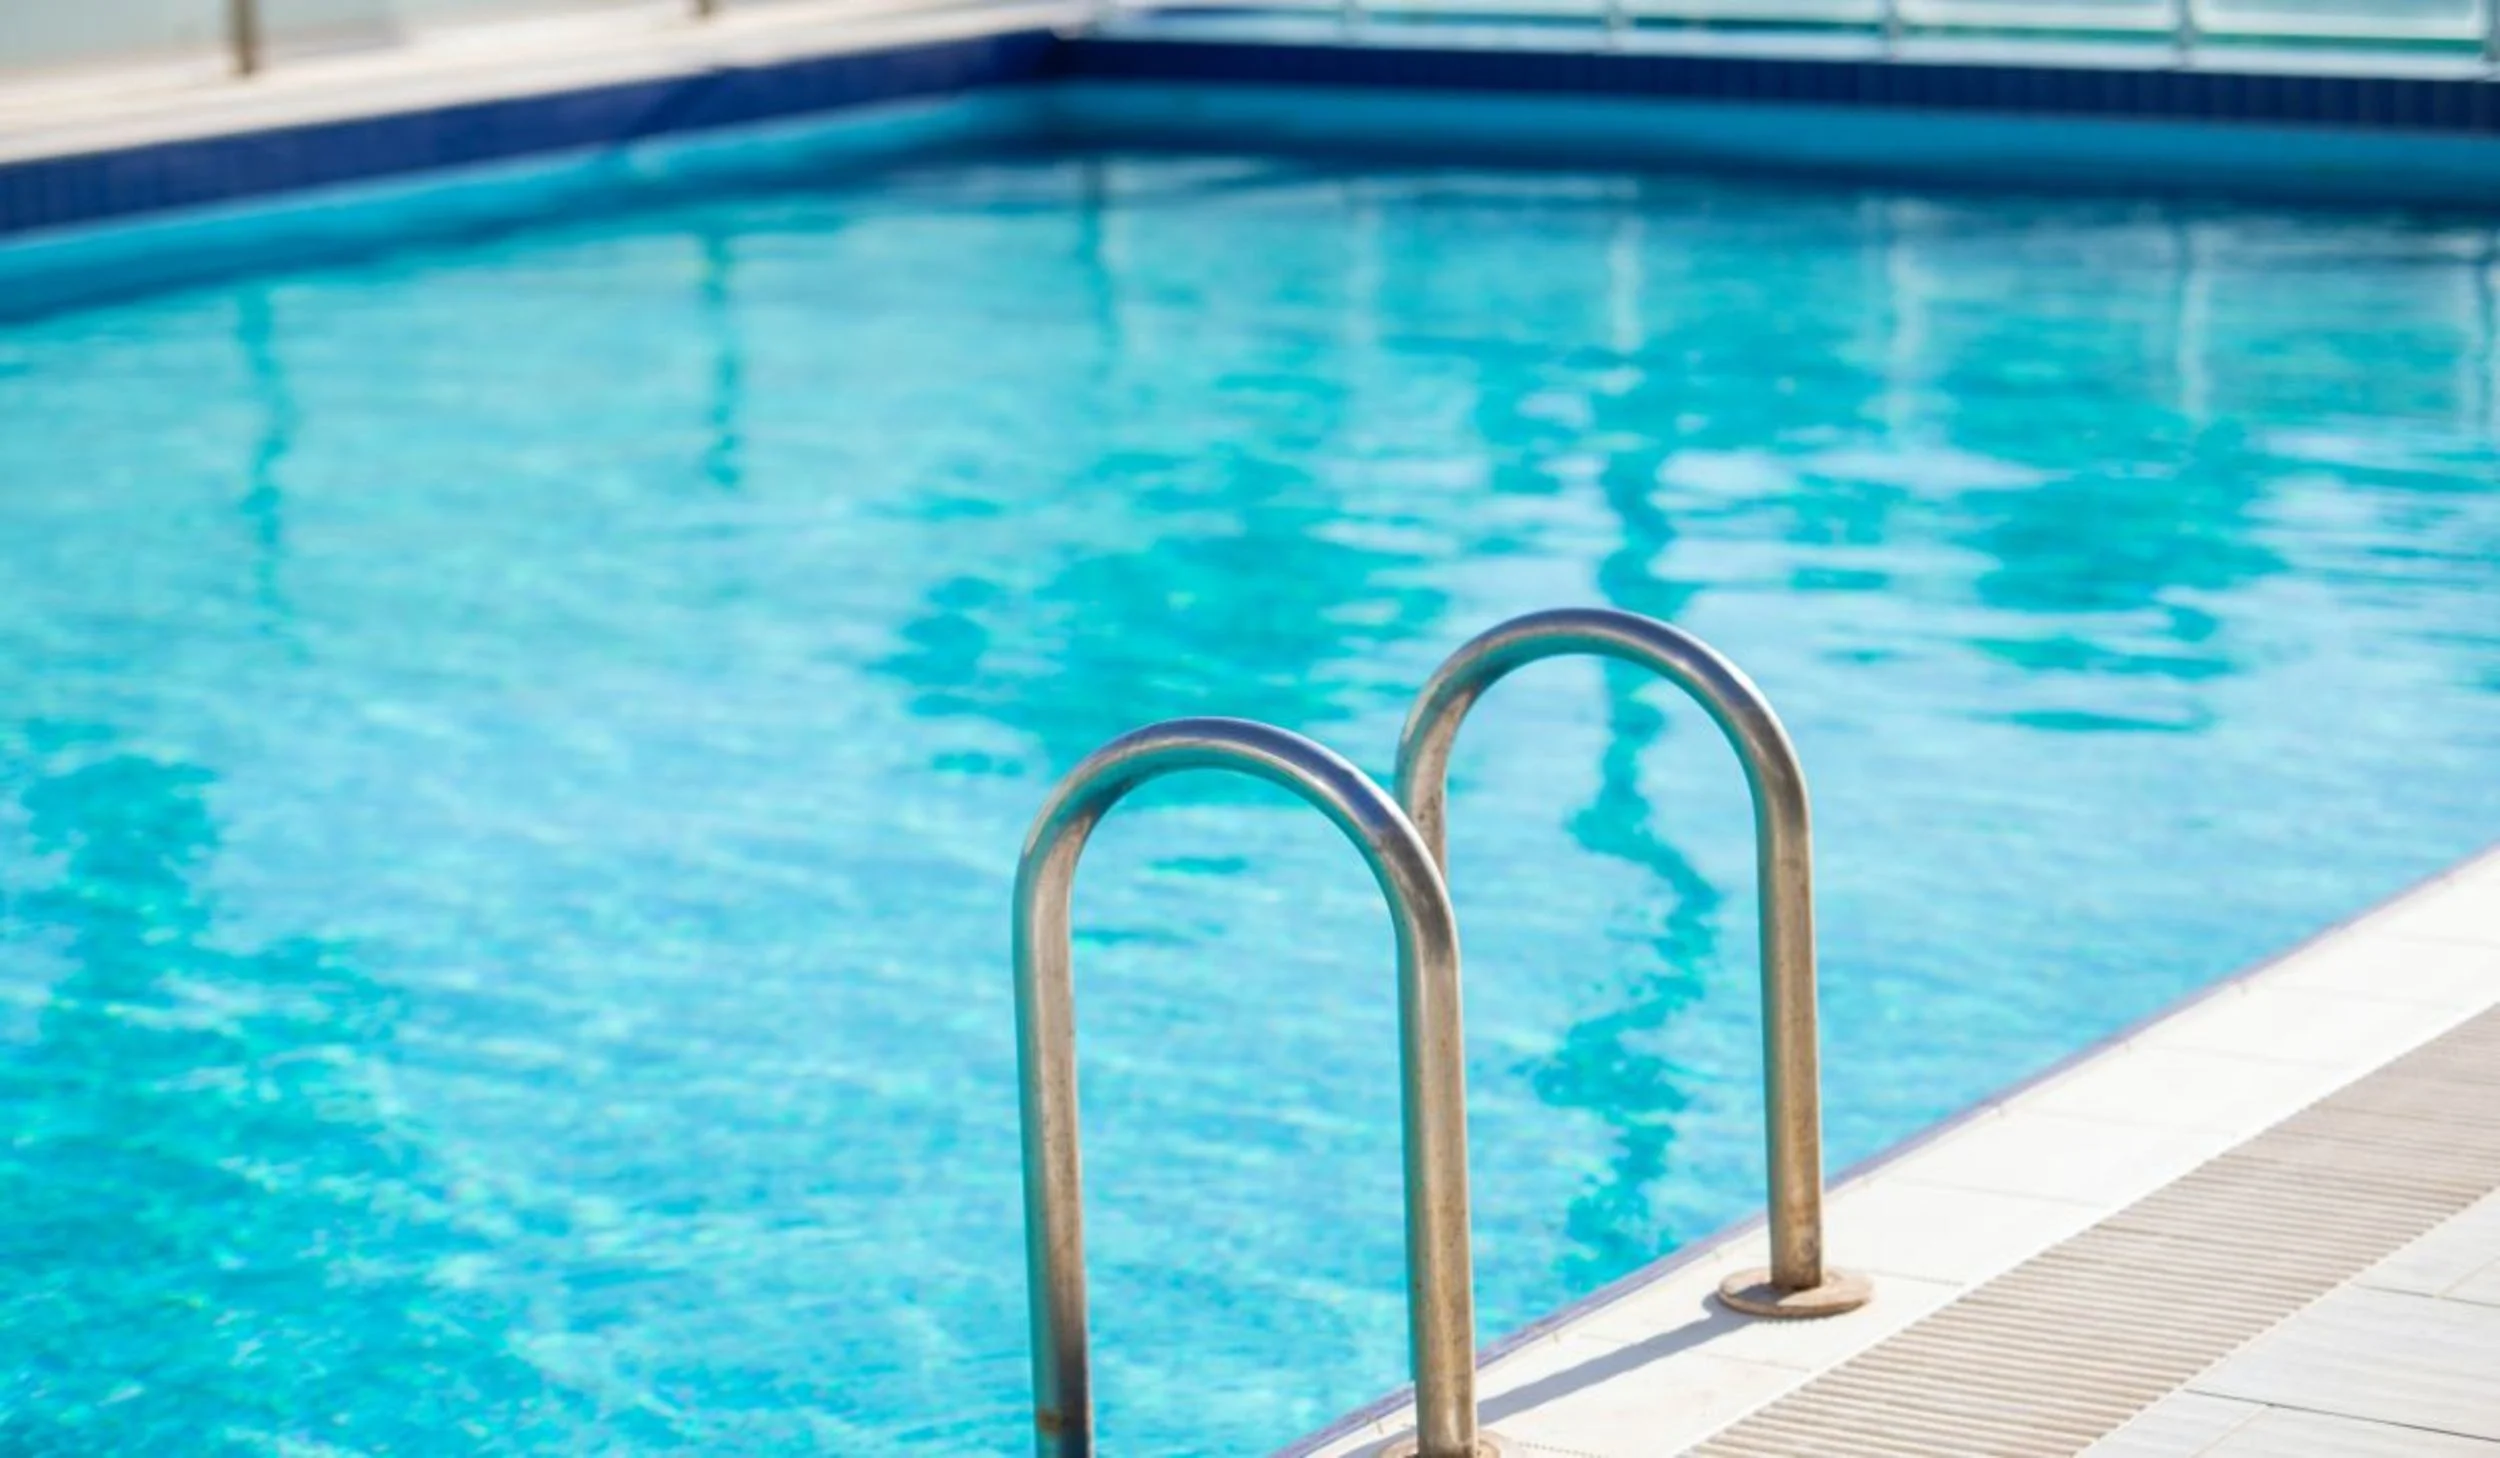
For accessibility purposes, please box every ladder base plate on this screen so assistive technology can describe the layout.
[1715,1266,1873,1319]
[1378,1433,1514,1457]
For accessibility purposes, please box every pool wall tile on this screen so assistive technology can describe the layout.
[0,28,1057,237]
[0,87,1050,319]
[1054,36,2500,138]
[13,23,2500,240]
[1039,77,2500,207]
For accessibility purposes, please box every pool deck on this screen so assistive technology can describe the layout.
[0,0,1074,172]
[1290,843,2500,1457]
[2087,1184,2500,1456]
[10,2,2487,174]
[9,1,2499,235]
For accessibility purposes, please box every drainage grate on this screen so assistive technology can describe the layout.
[1691,1004,2500,1458]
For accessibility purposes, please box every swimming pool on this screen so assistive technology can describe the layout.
[1,138,2496,1454]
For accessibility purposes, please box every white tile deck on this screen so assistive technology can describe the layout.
[2362,1193,2500,1303]
[1287,843,2500,1458]
[2194,1287,2500,1440]
[2089,1189,2500,1456]
[0,0,1080,171]
[2087,1394,2269,1457]
[2173,1408,2496,1457]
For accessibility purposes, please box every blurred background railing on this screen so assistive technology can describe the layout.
[1116,0,2500,63]
[0,0,2491,97]
[0,0,1018,90]
[9,1,642,82]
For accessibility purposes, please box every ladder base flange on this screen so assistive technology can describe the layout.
[1378,1432,1514,1457]
[1715,1267,1873,1319]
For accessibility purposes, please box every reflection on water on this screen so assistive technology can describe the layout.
[879,166,1447,775]
[1547,681,1721,1283]
[236,286,294,632]
[1563,460,1722,1277]
[699,227,744,492]
[0,153,2495,1455]
[880,451,1447,774]
[1467,274,1728,1280]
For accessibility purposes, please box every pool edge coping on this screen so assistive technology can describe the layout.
[1275,836,2500,1457]
[1696,1001,2500,1455]
[10,13,2500,241]
[0,10,1075,240]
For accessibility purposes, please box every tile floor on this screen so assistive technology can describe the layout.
[0,0,1075,168]
[2091,1189,2500,1455]
[1292,845,2500,1458]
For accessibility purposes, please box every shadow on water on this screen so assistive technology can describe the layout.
[0,722,581,1454]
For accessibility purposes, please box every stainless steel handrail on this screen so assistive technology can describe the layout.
[228,0,262,75]
[1395,607,1868,1319]
[1013,717,1494,1457]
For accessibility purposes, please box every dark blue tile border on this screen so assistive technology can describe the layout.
[9,25,2499,239]
[0,29,1056,237]
[1052,36,2500,137]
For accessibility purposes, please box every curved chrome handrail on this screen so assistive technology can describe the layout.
[1013,717,1486,1456]
[1395,608,1868,1318]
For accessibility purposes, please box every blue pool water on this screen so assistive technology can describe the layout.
[2,141,2497,1454]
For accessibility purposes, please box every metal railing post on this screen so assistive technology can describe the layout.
[228,0,263,76]
[2486,0,2499,68]
[1879,0,1902,56]
[1396,608,1869,1320]
[2174,0,2199,63]
[1014,718,1500,1458]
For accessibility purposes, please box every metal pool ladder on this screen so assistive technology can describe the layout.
[1398,606,1867,1318]
[1007,612,1862,1457]
[1010,717,1497,1458]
